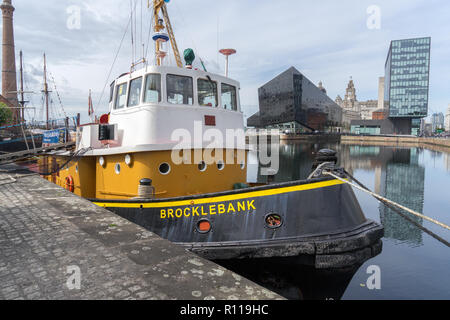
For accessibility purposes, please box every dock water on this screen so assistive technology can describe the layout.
[0,164,281,300]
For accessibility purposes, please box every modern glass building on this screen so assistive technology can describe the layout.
[247,67,342,131]
[384,37,431,133]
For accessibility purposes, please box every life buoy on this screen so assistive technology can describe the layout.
[65,175,74,193]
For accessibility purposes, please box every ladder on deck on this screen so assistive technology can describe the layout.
[0,141,75,166]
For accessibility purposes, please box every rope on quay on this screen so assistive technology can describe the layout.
[324,171,450,232]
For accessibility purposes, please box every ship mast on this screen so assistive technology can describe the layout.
[151,0,182,67]
[42,53,51,130]
[13,51,34,124]
[18,50,26,122]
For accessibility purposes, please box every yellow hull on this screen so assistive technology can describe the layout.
[41,149,247,200]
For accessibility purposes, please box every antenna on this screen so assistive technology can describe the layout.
[88,89,94,123]
[219,49,236,77]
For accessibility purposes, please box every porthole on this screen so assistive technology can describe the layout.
[125,154,132,166]
[198,161,207,172]
[99,156,105,167]
[114,163,121,175]
[217,160,225,171]
[196,219,212,233]
[265,213,282,229]
[159,162,171,175]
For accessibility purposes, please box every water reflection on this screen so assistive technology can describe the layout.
[271,142,427,246]
[445,153,450,171]
[379,154,425,246]
[217,258,362,300]
[257,142,330,183]
[341,146,426,246]
[234,140,450,300]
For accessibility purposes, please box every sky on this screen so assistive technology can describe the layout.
[2,0,450,123]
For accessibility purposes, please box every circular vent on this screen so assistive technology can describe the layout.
[265,213,282,229]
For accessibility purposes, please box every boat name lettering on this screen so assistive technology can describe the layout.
[160,200,256,219]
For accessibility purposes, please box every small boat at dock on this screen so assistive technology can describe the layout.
[39,0,383,268]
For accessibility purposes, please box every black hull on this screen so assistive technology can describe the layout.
[91,176,383,268]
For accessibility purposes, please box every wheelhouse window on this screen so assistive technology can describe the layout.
[127,77,142,107]
[143,73,161,103]
[114,82,128,109]
[197,78,218,107]
[221,83,237,111]
[167,74,193,105]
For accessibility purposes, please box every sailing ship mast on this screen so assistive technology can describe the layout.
[42,53,51,130]
[15,50,33,123]
[18,51,25,122]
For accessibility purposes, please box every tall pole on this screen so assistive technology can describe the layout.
[19,51,28,150]
[43,53,49,130]
[19,50,24,122]
[219,49,236,78]
[224,55,229,78]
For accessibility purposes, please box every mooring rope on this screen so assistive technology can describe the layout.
[37,147,92,176]
[337,169,450,247]
[324,171,450,232]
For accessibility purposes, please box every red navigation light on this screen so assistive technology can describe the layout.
[99,114,109,124]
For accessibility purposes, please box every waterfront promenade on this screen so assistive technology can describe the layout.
[248,132,450,151]
[340,135,450,154]
[341,135,450,149]
[0,164,281,300]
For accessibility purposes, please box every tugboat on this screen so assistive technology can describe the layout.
[40,0,383,268]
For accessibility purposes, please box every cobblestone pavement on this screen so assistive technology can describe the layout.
[0,165,282,300]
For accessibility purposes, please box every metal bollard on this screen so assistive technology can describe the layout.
[311,149,338,170]
[137,178,155,199]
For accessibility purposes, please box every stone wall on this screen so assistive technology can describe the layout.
[342,135,450,149]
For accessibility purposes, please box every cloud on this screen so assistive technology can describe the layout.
[0,0,449,122]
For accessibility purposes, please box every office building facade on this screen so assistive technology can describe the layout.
[431,112,444,133]
[384,37,431,134]
[445,104,450,132]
